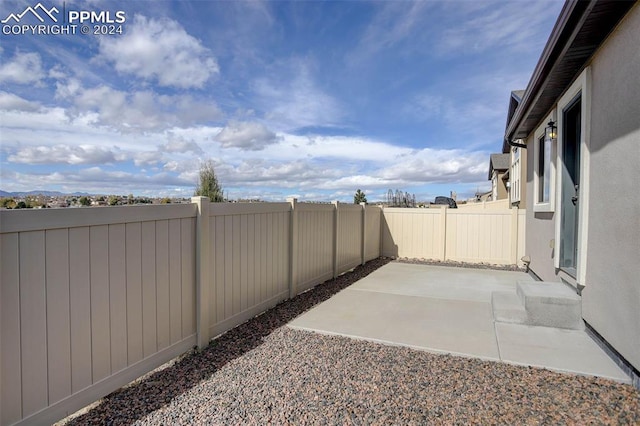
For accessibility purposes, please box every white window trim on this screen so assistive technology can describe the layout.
[553,67,591,287]
[510,147,521,203]
[532,113,556,212]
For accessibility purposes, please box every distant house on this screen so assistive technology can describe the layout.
[503,90,527,208]
[504,1,640,375]
[487,153,510,201]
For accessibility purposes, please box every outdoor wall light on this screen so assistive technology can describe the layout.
[545,120,557,140]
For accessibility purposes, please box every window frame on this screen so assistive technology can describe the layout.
[510,146,521,203]
[553,66,591,285]
[532,113,556,212]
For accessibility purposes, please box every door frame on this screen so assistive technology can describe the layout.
[554,67,591,287]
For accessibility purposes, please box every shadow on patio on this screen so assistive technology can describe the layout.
[63,260,640,424]
[61,258,392,425]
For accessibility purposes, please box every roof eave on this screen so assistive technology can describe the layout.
[503,0,635,151]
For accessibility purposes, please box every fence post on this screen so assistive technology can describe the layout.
[510,207,518,265]
[191,196,210,350]
[333,201,339,278]
[379,206,384,257]
[360,202,366,265]
[440,207,447,261]
[287,198,298,298]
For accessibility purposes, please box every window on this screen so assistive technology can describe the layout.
[491,173,497,200]
[510,146,520,203]
[533,115,555,212]
[537,135,551,203]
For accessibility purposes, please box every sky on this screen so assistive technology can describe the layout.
[0,0,564,202]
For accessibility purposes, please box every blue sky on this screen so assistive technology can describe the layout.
[0,0,564,202]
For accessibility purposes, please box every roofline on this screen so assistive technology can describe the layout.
[504,0,636,151]
[504,0,589,148]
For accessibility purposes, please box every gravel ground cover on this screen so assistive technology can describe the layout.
[395,257,526,272]
[63,258,640,425]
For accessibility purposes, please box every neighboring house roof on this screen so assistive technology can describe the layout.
[488,153,510,180]
[511,90,525,102]
[503,0,635,152]
[503,90,526,153]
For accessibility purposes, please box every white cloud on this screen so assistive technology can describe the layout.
[215,121,278,150]
[161,136,204,154]
[253,61,342,130]
[438,1,559,55]
[8,145,117,165]
[0,92,41,112]
[48,64,67,80]
[1,93,489,200]
[55,80,222,131]
[0,51,45,85]
[98,15,219,89]
[379,149,487,183]
[360,1,435,53]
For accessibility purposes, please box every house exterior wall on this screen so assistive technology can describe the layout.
[497,171,508,200]
[491,171,508,201]
[517,147,527,209]
[524,4,640,370]
[580,4,640,371]
[525,131,558,282]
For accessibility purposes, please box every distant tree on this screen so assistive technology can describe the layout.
[194,159,224,202]
[0,198,16,209]
[16,201,27,209]
[354,189,367,204]
[24,196,42,208]
[160,197,172,204]
[79,196,90,206]
[127,194,134,204]
[107,195,119,206]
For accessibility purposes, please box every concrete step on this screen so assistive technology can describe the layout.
[491,291,527,324]
[516,281,584,330]
[492,281,584,330]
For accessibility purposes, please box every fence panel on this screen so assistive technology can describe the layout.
[445,210,516,264]
[207,203,291,338]
[294,203,335,293]
[0,205,197,426]
[381,207,524,266]
[381,208,444,260]
[457,199,510,210]
[364,206,381,261]
[336,204,363,275]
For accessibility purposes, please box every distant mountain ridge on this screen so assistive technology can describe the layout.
[0,190,91,197]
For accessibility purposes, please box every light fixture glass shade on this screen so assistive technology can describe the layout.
[546,120,557,140]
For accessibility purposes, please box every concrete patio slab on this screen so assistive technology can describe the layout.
[288,262,631,384]
[495,322,629,382]
[349,262,533,303]
[290,288,500,360]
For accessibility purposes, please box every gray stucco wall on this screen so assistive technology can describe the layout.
[519,148,527,209]
[524,133,558,282]
[581,4,640,371]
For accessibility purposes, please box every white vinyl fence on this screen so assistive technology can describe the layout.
[381,207,526,265]
[0,205,198,426]
[0,200,380,426]
[1,200,525,425]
